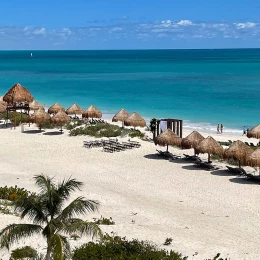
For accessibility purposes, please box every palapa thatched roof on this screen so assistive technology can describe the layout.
[112,109,130,122]
[29,100,43,111]
[82,105,102,118]
[48,102,65,114]
[247,148,260,167]
[196,136,224,156]
[52,110,70,124]
[224,140,254,161]
[182,131,205,149]
[3,83,34,105]
[124,112,146,127]
[154,129,182,147]
[0,96,7,106]
[31,107,51,123]
[247,124,260,139]
[66,103,84,115]
[0,102,6,113]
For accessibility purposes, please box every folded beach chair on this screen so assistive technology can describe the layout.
[183,154,200,161]
[226,166,244,175]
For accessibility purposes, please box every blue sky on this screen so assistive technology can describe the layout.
[1,0,260,49]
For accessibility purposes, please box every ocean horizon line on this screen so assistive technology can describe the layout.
[1,48,260,51]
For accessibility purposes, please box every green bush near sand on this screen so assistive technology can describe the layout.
[0,186,31,201]
[69,124,145,138]
[72,233,186,260]
[10,246,38,259]
[1,112,29,126]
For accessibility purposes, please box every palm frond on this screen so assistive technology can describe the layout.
[34,174,54,195]
[57,177,83,200]
[63,221,102,239]
[50,233,63,260]
[0,224,42,249]
[50,233,71,260]
[58,197,99,221]
[13,195,47,224]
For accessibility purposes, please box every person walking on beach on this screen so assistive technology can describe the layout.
[220,124,223,134]
[217,124,220,134]
[242,126,246,136]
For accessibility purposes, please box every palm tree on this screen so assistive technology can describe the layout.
[0,174,101,260]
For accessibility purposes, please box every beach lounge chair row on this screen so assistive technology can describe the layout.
[183,154,200,161]
[88,119,107,124]
[244,142,257,148]
[225,166,260,184]
[156,150,181,160]
[103,141,141,153]
[194,159,220,171]
[83,139,141,152]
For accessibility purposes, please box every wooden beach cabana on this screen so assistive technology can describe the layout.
[3,83,34,126]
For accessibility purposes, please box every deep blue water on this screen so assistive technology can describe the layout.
[0,49,260,134]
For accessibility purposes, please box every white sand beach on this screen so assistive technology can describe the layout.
[0,122,260,259]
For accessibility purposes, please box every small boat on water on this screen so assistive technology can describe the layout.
[30,53,33,57]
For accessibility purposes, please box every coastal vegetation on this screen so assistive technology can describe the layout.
[10,245,38,259]
[68,122,145,138]
[0,186,31,201]
[72,233,186,260]
[0,174,101,260]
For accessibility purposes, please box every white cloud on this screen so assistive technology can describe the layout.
[235,22,257,29]
[33,28,46,35]
[177,20,193,26]
[161,20,172,27]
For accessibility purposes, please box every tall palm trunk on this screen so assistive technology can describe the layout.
[45,244,52,260]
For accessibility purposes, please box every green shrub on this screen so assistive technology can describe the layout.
[72,233,186,260]
[70,234,81,241]
[128,129,145,138]
[6,112,29,126]
[93,216,115,225]
[10,246,37,259]
[69,124,145,138]
[0,186,31,200]
[37,120,58,129]
[65,120,83,130]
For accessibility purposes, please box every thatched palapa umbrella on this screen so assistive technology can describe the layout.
[66,103,84,118]
[224,140,254,168]
[82,105,102,119]
[0,103,6,114]
[52,110,70,133]
[0,96,7,106]
[29,100,43,111]
[3,83,33,105]
[196,136,224,163]
[112,109,130,127]
[30,107,51,131]
[247,124,260,139]
[247,148,260,168]
[124,112,146,128]
[48,102,65,114]
[154,129,182,152]
[182,131,205,155]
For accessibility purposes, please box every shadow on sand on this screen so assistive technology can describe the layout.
[143,154,168,160]
[210,169,237,177]
[229,177,259,185]
[182,165,204,171]
[43,131,63,136]
[23,130,45,134]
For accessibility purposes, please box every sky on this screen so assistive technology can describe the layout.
[0,0,260,50]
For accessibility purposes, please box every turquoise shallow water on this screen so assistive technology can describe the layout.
[0,49,260,134]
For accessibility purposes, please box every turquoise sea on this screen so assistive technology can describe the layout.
[0,49,260,135]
